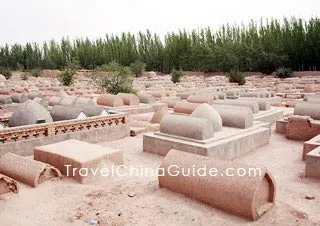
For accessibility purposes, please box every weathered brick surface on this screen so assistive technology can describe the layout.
[286,116,320,141]
[34,139,123,183]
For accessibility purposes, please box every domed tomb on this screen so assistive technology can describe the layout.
[9,100,53,127]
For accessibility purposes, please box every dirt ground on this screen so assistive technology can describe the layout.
[0,124,319,226]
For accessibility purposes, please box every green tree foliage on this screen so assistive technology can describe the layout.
[16,63,24,71]
[130,60,146,77]
[171,69,183,83]
[59,68,75,86]
[92,61,135,94]
[276,67,293,78]
[0,18,320,73]
[21,73,29,81]
[66,60,81,71]
[30,68,41,77]
[228,70,246,85]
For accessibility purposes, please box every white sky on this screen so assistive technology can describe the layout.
[1,0,319,45]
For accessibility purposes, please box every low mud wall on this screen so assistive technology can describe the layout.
[0,113,129,156]
[182,71,320,77]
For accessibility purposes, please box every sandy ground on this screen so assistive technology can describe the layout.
[0,124,319,226]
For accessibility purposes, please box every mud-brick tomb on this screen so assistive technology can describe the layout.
[0,71,319,225]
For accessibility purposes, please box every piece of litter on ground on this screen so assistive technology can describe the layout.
[89,219,97,225]
[128,191,136,197]
[305,195,315,200]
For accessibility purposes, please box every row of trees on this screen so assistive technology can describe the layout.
[0,17,319,74]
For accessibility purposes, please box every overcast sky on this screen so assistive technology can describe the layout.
[1,0,319,45]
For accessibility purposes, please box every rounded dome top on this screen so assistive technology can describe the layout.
[9,100,53,127]
[191,103,223,132]
[0,74,6,82]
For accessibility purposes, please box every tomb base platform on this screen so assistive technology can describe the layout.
[143,122,270,160]
[306,147,320,179]
[303,135,320,160]
[110,103,166,115]
[254,107,284,123]
[276,117,288,134]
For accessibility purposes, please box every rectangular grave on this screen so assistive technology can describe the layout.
[143,121,270,160]
[34,139,123,183]
[305,147,320,179]
[303,135,320,160]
